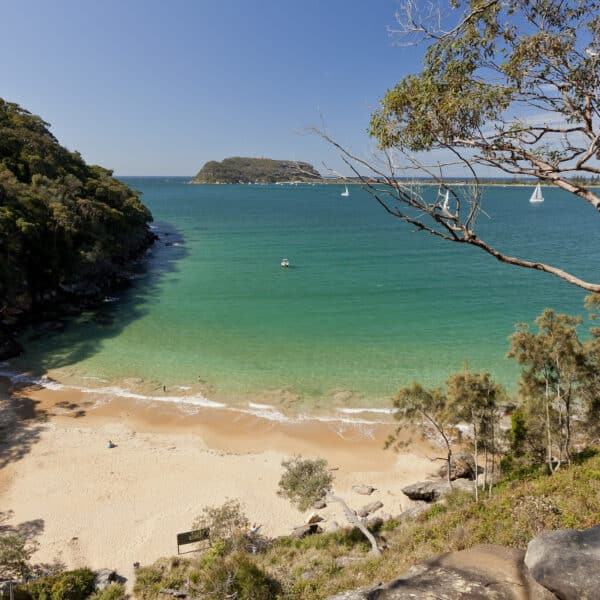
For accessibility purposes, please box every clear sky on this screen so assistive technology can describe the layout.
[0,0,427,175]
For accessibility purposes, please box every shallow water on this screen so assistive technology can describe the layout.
[13,178,599,411]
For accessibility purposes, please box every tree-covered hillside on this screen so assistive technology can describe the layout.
[193,157,322,183]
[0,99,154,352]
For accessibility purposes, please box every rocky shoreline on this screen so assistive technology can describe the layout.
[0,228,157,362]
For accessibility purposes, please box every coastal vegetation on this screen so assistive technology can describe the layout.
[192,157,322,184]
[0,98,154,357]
[129,448,600,599]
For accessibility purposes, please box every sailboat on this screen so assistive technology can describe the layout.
[442,190,450,212]
[341,185,349,197]
[529,182,544,203]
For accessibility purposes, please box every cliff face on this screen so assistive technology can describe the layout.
[192,157,322,183]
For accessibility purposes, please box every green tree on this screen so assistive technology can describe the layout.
[508,309,588,471]
[0,534,34,580]
[277,456,381,556]
[387,383,457,486]
[323,0,600,292]
[446,369,504,499]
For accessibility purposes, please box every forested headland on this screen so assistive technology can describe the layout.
[192,157,323,183]
[0,99,155,358]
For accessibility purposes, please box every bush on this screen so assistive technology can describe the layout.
[17,569,96,600]
[192,499,252,554]
[89,583,126,600]
[192,552,278,600]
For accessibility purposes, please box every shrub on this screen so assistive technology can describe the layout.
[192,499,252,554]
[192,552,278,600]
[88,583,126,600]
[278,457,332,512]
[17,569,96,600]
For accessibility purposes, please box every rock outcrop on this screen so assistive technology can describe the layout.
[524,524,600,600]
[402,478,473,502]
[328,545,557,599]
[438,452,484,481]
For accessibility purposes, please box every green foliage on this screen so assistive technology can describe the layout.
[16,568,96,600]
[88,583,126,600]
[0,98,153,327]
[135,450,600,599]
[0,534,34,579]
[191,499,251,554]
[193,157,322,183]
[277,457,333,512]
[133,553,278,600]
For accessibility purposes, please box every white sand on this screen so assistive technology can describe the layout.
[0,384,436,587]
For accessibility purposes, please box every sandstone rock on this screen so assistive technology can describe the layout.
[402,478,473,502]
[352,484,376,495]
[313,500,327,509]
[525,524,600,600]
[307,512,324,524]
[438,452,484,481]
[291,523,322,538]
[327,544,556,599]
[357,501,384,518]
[324,521,341,533]
[398,500,432,522]
[94,569,117,591]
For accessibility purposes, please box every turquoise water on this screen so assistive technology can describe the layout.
[16,178,600,409]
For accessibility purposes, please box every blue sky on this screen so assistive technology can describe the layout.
[0,0,427,175]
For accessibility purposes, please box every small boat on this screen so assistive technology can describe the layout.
[529,182,544,203]
[341,185,349,197]
[281,258,290,268]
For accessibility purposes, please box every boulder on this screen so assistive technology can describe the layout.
[402,478,473,502]
[352,484,376,495]
[357,501,384,518]
[324,521,341,533]
[307,512,324,524]
[313,500,327,509]
[438,452,484,481]
[94,569,117,591]
[291,523,322,539]
[327,544,556,599]
[398,500,433,522]
[524,524,600,600]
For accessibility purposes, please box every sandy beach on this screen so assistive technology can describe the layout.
[0,377,437,587]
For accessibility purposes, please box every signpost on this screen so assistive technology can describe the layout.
[176,528,210,554]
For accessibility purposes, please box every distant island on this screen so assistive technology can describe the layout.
[192,157,323,184]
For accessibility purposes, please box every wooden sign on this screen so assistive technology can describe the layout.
[176,528,210,554]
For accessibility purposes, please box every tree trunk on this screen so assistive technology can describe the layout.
[328,494,381,556]
[545,377,554,473]
[472,419,479,503]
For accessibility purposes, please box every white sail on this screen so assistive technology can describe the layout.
[529,182,544,203]
[442,190,450,211]
[341,185,349,197]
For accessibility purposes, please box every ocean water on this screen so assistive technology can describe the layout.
[13,178,600,412]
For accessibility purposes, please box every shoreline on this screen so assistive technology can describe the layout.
[0,374,437,588]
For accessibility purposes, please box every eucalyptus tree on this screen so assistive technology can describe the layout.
[386,383,458,486]
[508,309,587,471]
[446,369,504,499]
[277,456,382,556]
[322,0,600,292]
